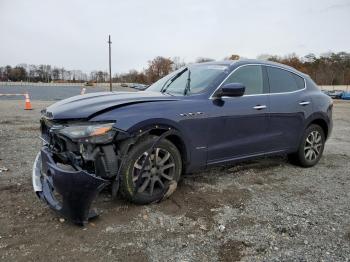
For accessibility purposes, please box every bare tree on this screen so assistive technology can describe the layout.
[52,68,60,81]
[145,56,174,83]
[172,56,186,70]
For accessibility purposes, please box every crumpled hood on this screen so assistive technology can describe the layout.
[44,91,178,120]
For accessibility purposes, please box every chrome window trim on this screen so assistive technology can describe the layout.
[209,63,306,99]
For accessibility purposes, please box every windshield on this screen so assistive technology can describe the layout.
[147,64,228,95]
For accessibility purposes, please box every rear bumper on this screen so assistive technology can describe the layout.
[32,147,109,225]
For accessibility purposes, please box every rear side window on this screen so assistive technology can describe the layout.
[293,74,305,90]
[224,65,264,95]
[267,67,305,93]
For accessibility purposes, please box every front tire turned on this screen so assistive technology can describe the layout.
[289,124,325,167]
[119,135,182,204]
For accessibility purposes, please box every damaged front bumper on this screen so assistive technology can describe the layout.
[32,147,110,225]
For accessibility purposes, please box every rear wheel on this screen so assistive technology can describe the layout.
[120,135,182,204]
[289,124,325,167]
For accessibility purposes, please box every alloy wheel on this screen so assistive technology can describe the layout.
[304,130,323,161]
[132,148,175,196]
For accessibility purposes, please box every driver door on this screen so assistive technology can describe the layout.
[206,65,270,164]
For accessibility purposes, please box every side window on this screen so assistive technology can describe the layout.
[224,65,264,95]
[267,67,305,93]
[293,74,305,90]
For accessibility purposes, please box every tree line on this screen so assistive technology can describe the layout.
[262,52,350,85]
[1,52,350,85]
[0,64,88,83]
[115,52,350,86]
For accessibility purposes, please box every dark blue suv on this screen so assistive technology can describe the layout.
[33,60,333,224]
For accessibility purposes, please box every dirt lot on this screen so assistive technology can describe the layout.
[0,100,349,261]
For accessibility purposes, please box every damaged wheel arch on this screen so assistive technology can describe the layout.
[126,124,190,169]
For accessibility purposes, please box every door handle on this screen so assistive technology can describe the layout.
[299,101,311,106]
[253,105,267,110]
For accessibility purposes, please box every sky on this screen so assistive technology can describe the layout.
[0,0,350,74]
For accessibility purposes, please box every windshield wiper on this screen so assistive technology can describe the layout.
[183,69,191,95]
[160,68,188,94]
[163,90,175,96]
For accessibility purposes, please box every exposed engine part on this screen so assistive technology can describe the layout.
[93,145,119,178]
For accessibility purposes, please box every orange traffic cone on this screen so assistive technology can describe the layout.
[24,93,33,110]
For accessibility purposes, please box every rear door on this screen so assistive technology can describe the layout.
[266,66,313,151]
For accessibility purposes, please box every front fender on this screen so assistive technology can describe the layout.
[127,118,183,134]
[89,100,210,171]
[128,119,192,165]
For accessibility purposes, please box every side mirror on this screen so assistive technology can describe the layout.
[214,83,245,98]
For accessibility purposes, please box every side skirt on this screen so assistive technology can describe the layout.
[206,149,292,167]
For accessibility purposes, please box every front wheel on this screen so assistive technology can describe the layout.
[289,124,325,167]
[119,135,182,204]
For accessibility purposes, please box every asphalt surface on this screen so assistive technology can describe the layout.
[0,99,349,261]
[0,85,134,101]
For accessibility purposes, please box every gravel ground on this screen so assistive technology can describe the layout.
[0,99,349,261]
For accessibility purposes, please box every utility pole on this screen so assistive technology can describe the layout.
[108,35,112,92]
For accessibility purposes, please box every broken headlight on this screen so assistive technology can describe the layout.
[58,123,116,144]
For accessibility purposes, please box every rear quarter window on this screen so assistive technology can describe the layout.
[267,67,305,93]
[293,74,305,90]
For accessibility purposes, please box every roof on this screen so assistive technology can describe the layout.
[194,59,308,77]
[231,59,308,77]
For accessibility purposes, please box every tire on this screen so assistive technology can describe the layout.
[289,124,325,167]
[119,135,182,204]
